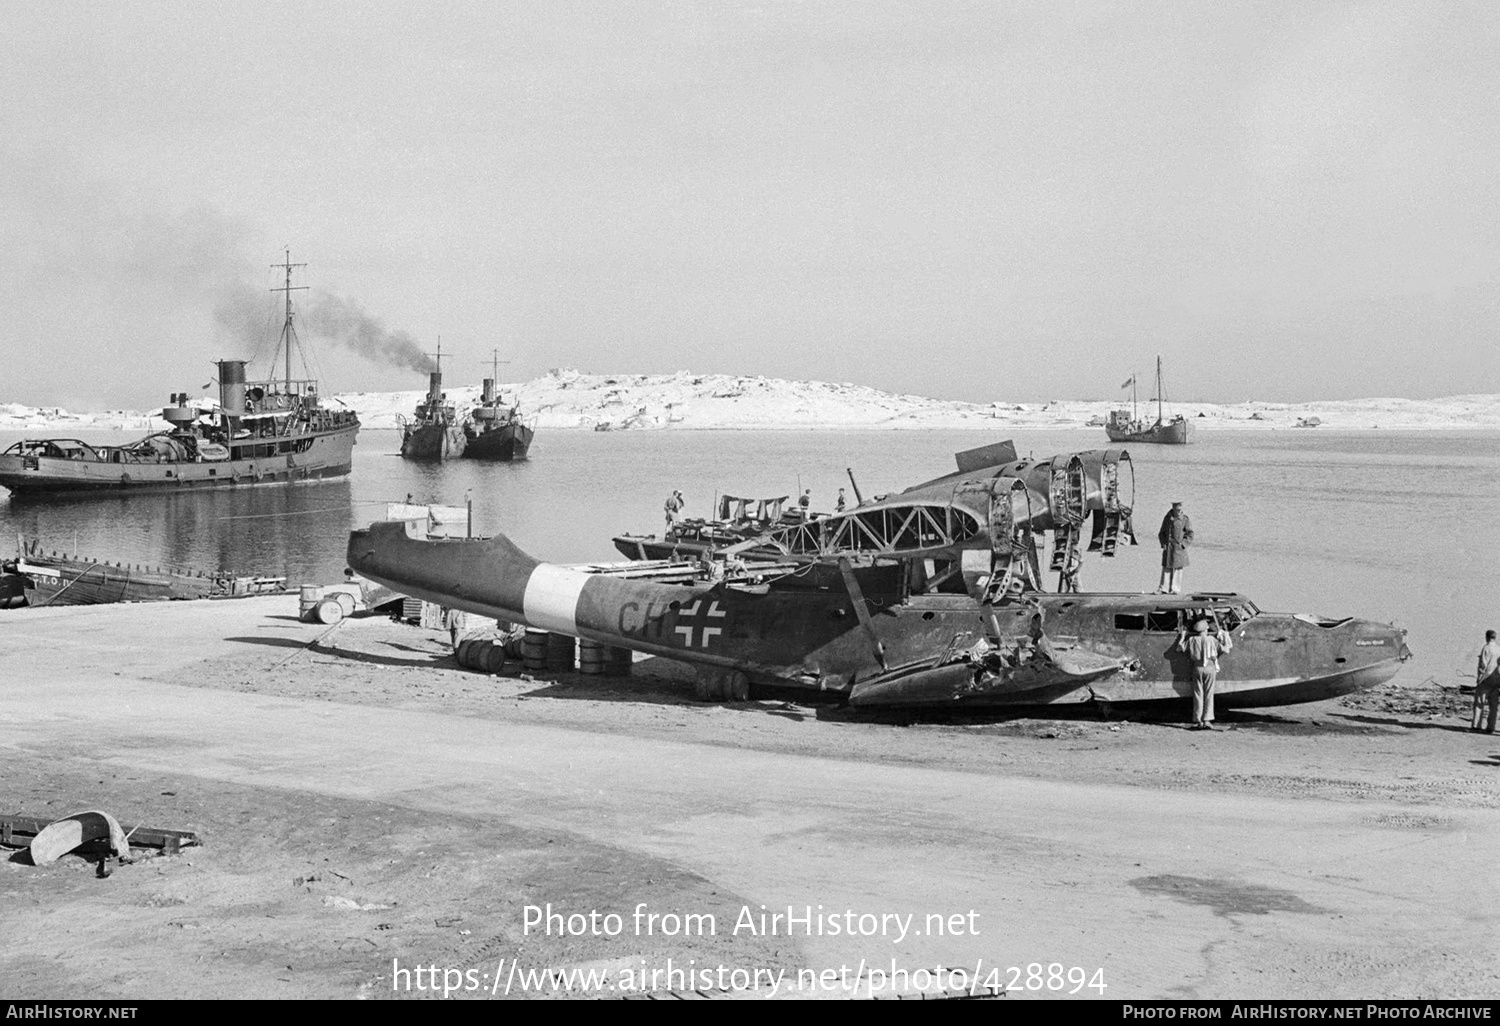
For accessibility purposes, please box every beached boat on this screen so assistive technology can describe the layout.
[1105,356,1192,445]
[5,539,287,607]
[462,377,533,461]
[0,254,360,497]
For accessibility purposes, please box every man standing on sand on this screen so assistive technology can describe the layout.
[1178,616,1231,729]
[1158,501,1192,594]
[1473,629,1500,734]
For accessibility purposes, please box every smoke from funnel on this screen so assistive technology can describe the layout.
[300,293,437,373]
[213,280,436,374]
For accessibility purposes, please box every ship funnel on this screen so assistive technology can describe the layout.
[482,378,496,402]
[218,360,246,416]
[428,371,443,402]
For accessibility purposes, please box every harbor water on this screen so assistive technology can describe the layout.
[2,427,1496,692]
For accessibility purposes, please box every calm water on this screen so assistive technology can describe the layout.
[3,427,1496,688]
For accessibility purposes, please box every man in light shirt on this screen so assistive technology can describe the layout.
[1473,629,1500,734]
[1178,616,1232,730]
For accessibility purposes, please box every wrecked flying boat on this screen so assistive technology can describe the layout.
[346,441,1410,708]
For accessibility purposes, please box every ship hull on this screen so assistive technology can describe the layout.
[400,423,466,460]
[0,426,357,497]
[1105,419,1192,445]
[18,562,284,607]
[462,423,534,461]
[22,568,209,606]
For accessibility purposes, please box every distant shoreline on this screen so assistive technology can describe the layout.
[6,369,1500,433]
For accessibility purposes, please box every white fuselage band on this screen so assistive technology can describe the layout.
[522,563,587,635]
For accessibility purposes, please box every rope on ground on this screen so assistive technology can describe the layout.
[217,499,417,521]
[271,619,347,670]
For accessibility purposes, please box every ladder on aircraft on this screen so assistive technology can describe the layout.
[1096,511,1127,556]
[1049,521,1081,572]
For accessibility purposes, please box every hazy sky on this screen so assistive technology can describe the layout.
[3,1,1497,410]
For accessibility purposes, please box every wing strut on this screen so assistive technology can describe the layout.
[838,557,888,671]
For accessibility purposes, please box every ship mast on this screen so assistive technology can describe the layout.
[427,337,449,377]
[1156,355,1164,426]
[270,250,308,392]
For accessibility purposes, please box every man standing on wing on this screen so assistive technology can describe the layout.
[1158,501,1192,594]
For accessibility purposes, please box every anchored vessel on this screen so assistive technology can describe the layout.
[350,439,1410,708]
[1106,356,1192,445]
[0,254,359,496]
[399,341,465,460]
[462,377,533,461]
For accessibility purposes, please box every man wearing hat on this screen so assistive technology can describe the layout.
[664,490,684,534]
[1157,501,1193,594]
[1178,615,1232,729]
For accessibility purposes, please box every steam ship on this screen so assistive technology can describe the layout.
[462,375,533,461]
[398,367,467,460]
[0,253,359,497]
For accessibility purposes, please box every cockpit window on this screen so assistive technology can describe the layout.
[1146,609,1179,632]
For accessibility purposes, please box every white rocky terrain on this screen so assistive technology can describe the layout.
[5,369,1500,432]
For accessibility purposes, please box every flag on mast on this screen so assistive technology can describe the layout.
[1120,376,1135,389]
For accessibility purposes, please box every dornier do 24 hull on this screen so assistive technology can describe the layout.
[347,438,1410,709]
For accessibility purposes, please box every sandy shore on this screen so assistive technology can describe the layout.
[2,596,1498,1000]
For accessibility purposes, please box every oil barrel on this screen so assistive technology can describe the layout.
[485,643,507,674]
[313,597,344,625]
[299,585,323,620]
[604,646,634,677]
[545,632,576,671]
[522,629,548,671]
[578,638,605,675]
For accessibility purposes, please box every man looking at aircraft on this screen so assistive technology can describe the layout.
[1178,616,1231,729]
[1158,501,1192,594]
[1473,629,1500,734]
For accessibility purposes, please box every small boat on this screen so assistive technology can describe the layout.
[0,254,360,496]
[461,353,534,461]
[398,342,466,460]
[6,539,287,607]
[1105,356,1192,445]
